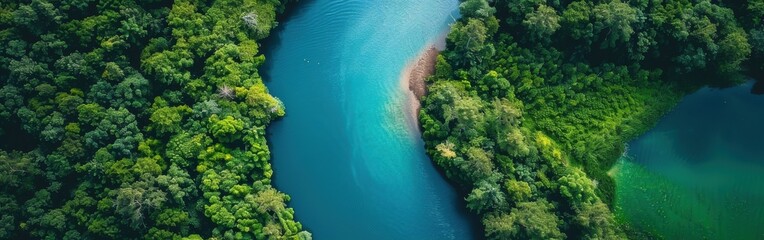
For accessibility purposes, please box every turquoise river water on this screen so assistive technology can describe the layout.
[262,0,477,239]
[612,81,764,239]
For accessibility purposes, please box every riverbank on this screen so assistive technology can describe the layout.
[404,46,439,99]
[400,35,446,132]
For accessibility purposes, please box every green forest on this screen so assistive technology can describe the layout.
[421,0,763,239]
[0,0,310,239]
[2,0,763,239]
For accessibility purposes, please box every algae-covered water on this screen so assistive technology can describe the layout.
[612,81,764,239]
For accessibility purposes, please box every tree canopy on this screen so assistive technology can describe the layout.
[422,0,760,239]
[0,0,309,239]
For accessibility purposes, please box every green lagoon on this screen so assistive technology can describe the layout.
[612,81,764,239]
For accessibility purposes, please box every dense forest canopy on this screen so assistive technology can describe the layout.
[422,0,763,239]
[1,0,763,239]
[0,0,309,239]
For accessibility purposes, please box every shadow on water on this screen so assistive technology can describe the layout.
[414,125,484,240]
[637,80,764,167]
[276,0,317,22]
[752,80,764,95]
[428,158,485,239]
[260,0,317,84]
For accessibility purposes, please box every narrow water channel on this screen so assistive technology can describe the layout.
[262,1,477,239]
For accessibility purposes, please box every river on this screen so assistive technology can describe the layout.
[611,81,764,239]
[262,0,477,239]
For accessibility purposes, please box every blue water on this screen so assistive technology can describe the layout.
[262,1,477,239]
[613,81,764,239]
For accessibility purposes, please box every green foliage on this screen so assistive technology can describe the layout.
[558,168,596,206]
[511,200,565,240]
[717,28,751,74]
[483,200,564,240]
[575,201,622,239]
[482,212,514,239]
[523,4,560,41]
[0,0,308,239]
[459,0,495,19]
[422,0,760,239]
[466,180,507,214]
[209,115,245,143]
[446,18,495,68]
[504,179,531,202]
[149,104,191,135]
[591,1,637,49]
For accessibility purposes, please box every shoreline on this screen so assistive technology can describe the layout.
[400,35,447,133]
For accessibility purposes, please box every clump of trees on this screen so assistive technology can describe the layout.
[0,0,309,239]
[423,0,759,239]
[725,1,764,79]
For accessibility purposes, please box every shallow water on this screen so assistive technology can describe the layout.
[612,81,764,239]
[262,1,477,239]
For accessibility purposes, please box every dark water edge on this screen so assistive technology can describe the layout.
[752,80,764,95]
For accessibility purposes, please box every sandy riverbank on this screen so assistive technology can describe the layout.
[400,36,446,132]
[405,46,439,100]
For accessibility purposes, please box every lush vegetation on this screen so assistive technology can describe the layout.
[0,0,310,239]
[421,0,763,239]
